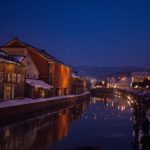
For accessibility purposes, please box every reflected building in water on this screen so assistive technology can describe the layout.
[0,100,89,150]
[1,91,150,150]
[132,99,150,150]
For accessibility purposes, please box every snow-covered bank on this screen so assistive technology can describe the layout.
[0,92,90,109]
[0,91,90,122]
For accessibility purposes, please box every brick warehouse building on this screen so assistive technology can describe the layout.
[0,50,26,100]
[0,38,72,96]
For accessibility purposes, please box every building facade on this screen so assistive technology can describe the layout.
[107,76,131,89]
[131,72,150,83]
[71,73,84,94]
[0,50,26,100]
[0,38,72,96]
[131,72,150,89]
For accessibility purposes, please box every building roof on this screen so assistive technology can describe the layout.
[0,49,22,64]
[26,79,53,89]
[2,38,66,65]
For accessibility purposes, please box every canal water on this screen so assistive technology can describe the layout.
[0,91,142,150]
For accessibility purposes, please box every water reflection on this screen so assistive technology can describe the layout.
[53,92,135,150]
[0,91,150,150]
[0,100,89,150]
[85,92,134,122]
[132,98,150,150]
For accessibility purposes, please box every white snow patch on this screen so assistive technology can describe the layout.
[0,91,90,108]
[72,73,81,79]
[0,51,7,56]
[14,56,24,62]
[0,58,17,64]
[26,79,53,89]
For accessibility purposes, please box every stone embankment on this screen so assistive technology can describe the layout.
[0,92,90,122]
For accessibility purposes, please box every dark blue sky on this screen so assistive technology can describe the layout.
[0,0,150,67]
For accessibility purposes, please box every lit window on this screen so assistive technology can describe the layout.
[40,89,45,97]
[0,72,3,81]
[8,73,16,82]
[17,74,21,83]
[8,74,12,82]
[12,74,16,82]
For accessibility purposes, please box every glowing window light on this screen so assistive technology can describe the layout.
[134,85,139,89]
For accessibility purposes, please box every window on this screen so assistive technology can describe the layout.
[22,75,24,82]
[0,72,3,81]
[8,73,16,82]
[48,64,53,83]
[17,74,21,83]
[49,73,52,83]
[48,63,53,73]
[12,74,16,82]
[8,74,12,82]
[40,89,46,98]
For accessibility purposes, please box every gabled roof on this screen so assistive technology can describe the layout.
[2,38,66,65]
[5,38,26,48]
[0,49,22,64]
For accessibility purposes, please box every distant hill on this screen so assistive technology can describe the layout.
[73,66,150,79]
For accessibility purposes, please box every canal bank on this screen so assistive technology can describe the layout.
[0,92,90,123]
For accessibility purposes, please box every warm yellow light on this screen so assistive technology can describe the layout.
[102,80,105,84]
[114,84,117,88]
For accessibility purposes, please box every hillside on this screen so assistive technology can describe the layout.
[73,66,150,79]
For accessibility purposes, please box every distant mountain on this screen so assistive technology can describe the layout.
[73,66,150,79]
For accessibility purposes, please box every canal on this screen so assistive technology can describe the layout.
[0,91,149,150]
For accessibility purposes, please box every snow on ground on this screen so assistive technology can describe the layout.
[0,92,90,108]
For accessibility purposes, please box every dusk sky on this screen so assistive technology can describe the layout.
[0,0,150,68]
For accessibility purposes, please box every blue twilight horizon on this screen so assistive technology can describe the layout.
[0,0,150,68]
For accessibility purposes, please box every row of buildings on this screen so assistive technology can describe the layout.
[106,72,150,89]
[0,38,90,100]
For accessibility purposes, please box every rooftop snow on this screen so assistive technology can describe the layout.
[26,79,53,89]
[0,49,21,64]
[14,56,24,62]
[0,50,7,56]
[72,73,81,79]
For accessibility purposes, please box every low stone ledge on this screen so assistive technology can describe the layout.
[0,92,90,122]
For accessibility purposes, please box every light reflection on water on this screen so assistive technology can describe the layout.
[0,91,141,150]
[53,92,134,150]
